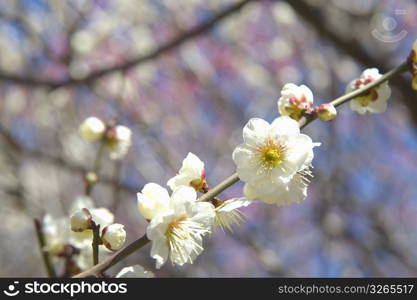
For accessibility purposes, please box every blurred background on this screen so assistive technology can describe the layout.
[0,0,417,277]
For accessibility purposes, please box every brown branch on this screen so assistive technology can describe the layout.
[0,0,257,88]
[34,219,57,278]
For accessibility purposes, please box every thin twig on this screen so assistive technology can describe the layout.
[34,219,57,278]
[85,142,106,196]
[92,224,101,266]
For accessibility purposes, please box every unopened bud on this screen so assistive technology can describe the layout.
[70,208,93,232]
[80,117,106,141]
[85,172,98,185]
[316,103,337,121]
[101,223,126,251]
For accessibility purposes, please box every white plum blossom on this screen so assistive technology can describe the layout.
[214,198,252,232]
[277,83,314,120]
[107,125,132,160]
[79,117,106,141]
[232,116,317,196]
[243,142,318,206]
[101,223,126,251]
[146,186,215,269]
[346,68,391,114]
[116,265,155,278]
[137,183,171,220]
[167,152,207,192]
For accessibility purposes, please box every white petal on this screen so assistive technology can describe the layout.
[242,118,270,146]
[116,265,155,278]
[299,85,314,103]
[170,186,197,209]
[232,144,255,169]
[218,197,253,212]
[270,116,300,138]
[350,100,367,115]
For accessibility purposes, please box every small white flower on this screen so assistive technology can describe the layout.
[116,265,155,278]
[137,183,171,220]
[167,152,207,192]
[243,144,318,206]
[107,125,132,160]
[70,208,92,232]
[214,198,252,232]
[146,186,215,268]
[346,68,391,115]
[101,223,126,251]
[278,83,314,120]
[79,117,106,141]
[232,116,317,192]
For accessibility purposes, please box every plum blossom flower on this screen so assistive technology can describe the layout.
[214,198,252,232]
[277,83,314,120]
[242,140,318,206]
[346,68,391,114]
[101,223,126,251]
[146,186,215,268]
[106,125,132,160]
[79,117,106,141]
[167,152,207,192]
[232,116,317,194]
[116,265,155,278]
[137,183,171,220]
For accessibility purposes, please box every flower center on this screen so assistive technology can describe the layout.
[355,90,378,107]
[258,141,285,170]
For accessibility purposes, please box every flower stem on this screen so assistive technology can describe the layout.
[85,142,106,195]
[92,223,101,266]
[34,219,57,278]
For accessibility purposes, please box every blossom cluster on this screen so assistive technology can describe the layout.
[43,196,116,271]
[137,153,251,268]
[80,117,132,160]
[41,48,412,276]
